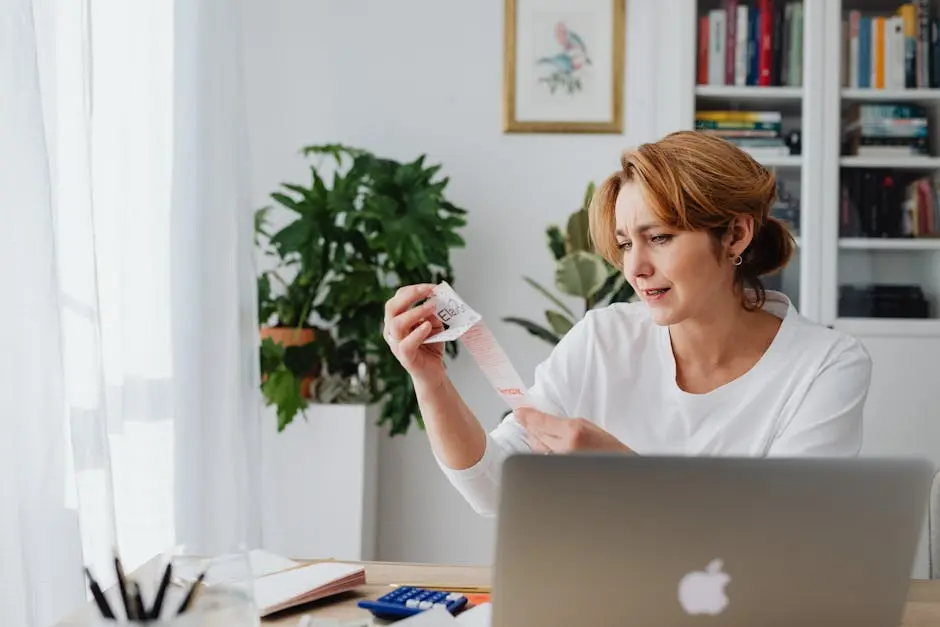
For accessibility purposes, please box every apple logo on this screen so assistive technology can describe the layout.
[677,558,731,616]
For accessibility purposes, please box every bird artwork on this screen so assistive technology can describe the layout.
[536,21,592,95]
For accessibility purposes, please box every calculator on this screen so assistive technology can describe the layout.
[356,586,468,620]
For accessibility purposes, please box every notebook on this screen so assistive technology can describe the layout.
[253,561,366,617]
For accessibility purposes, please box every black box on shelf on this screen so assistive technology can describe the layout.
[838,284,930,318]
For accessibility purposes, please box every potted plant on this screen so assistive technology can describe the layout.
[503,182,635,346]
[255,143,468,435]
[256,215,327,429]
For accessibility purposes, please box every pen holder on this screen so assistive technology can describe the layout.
[89,583,258,627]
[85,548,259,627]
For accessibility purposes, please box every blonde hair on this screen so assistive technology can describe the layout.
[589,130,795,309]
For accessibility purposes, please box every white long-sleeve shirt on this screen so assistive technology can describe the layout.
[435,291,872,517]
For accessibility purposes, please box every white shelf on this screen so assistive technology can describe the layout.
[839,238,940,251]
[687,4,940,338]
[695,85,803,108]
[841,88,940,102]
[696,85,802,100]
[755,155,801,168]
[839,156,940,169]
[834,318,940,337]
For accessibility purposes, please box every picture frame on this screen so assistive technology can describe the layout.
[503,0,625,134]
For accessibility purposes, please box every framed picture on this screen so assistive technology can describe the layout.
[503,0,625,134]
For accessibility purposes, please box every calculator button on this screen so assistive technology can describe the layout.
[446,593,464,601]
[405,599,419,608]
[418,601,433,610]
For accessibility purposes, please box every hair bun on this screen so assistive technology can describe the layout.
[745,217,795,277]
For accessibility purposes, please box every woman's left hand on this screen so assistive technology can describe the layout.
[515,407,633,454]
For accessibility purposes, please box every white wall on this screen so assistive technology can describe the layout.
[241,0,688,565]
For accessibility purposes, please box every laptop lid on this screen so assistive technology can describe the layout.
[491,454,933,627]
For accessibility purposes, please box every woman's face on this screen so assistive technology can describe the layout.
[613,182,740,326]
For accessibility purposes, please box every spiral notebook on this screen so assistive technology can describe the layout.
[253,561,366,617]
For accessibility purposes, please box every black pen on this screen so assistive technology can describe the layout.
[114,555,133,620]
[175,571,206,616]
[148,562,173,619]
[130,581,146,621]
[84,568,115,619]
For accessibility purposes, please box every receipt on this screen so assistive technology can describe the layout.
[424,282,532,411]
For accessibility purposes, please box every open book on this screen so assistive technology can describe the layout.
[253,561,366,617]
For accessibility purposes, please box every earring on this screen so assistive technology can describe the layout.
[731,254,743,266]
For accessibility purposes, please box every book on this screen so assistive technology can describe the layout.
[253,561,366,617]
[696,1,805,87]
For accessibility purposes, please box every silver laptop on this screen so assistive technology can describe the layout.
[491,454,934,627]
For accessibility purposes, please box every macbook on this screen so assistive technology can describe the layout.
[491,454,934,627]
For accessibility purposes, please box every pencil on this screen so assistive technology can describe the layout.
[389,584,491,594]
[175,571,206,616]
[148,562,173,619]
[84,568,115,619]
[114,555,132,620]
[130,581,146,621]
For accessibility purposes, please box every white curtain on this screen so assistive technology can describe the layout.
[0,0,261,624]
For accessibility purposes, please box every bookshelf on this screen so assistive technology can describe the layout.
[687,0,940,581]
[825,0,940,329]
[692,0,940,331]
[693,0,815,316]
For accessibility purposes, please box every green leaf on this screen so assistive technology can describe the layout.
[582,181,596,211]
[257,275,276,324]
[565,209,591,253]
[442,231,466,248]
[554,251,612,299]
[522,276,576,319]
[254,207,272,239]
[270,191,308,216]
[261,367,307,432]
[259,337,285,375]
[281,183,313,202]
[591,271,625,306]
[440,201,467,215]
[546,225,566,261]
[501,317,560,345]
[270,218,315,256]
[545,310,575,336]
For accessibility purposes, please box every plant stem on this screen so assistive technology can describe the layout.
[294,281,318,335]
[269,271,291,291]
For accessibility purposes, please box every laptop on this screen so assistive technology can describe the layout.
[491,454,934,627]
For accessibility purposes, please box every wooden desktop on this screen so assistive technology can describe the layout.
[57,558,940,626]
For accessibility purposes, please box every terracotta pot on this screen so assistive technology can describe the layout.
[260,326,315,347]
[259,326,320,398]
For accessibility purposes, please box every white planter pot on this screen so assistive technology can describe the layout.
[260,403,379,561]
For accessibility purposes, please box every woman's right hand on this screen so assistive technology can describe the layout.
[383,283,447,385]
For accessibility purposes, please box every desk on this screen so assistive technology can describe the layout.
[57,559,940,626]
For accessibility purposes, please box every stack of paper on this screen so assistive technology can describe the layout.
[456,603,491,627]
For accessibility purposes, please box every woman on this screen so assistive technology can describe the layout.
[382,131,872,517]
